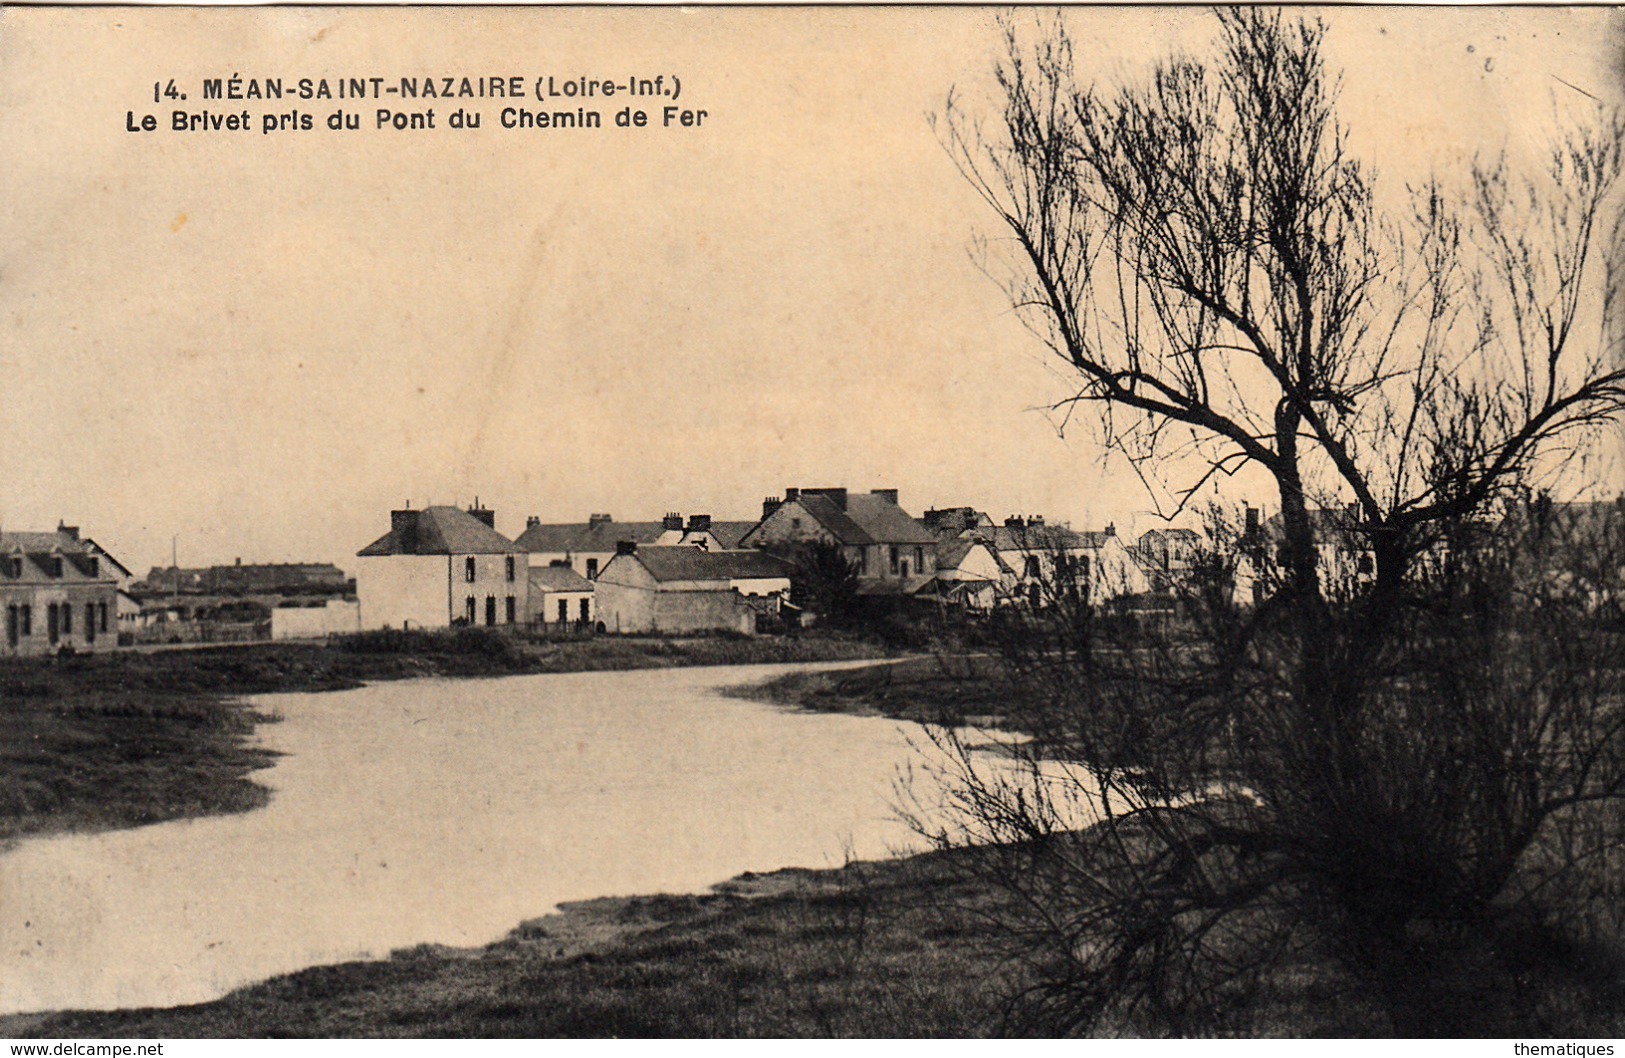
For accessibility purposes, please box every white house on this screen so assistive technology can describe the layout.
[356,504,529,630]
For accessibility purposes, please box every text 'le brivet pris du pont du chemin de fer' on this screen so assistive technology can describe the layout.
[125,73,710,136]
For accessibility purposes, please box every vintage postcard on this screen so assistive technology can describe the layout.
[1,3,1622,1041]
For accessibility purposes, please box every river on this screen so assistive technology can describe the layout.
[0,662,960,1016]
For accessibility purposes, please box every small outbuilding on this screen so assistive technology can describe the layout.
[528,564,595,630]
[594,544,792,635]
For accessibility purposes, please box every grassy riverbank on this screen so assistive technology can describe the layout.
[0,849,1016,1038]
[0,631,887,846]
[732,654,1018,731]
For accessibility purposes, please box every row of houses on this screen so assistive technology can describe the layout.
[352,487,1181,636]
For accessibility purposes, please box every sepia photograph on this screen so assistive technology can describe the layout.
[1,2,1622,1040]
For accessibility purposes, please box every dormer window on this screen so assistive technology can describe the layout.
[50,555,64,578]
[87,557,99,578]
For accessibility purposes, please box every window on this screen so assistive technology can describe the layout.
[85,603,96,644]
[465,557,477,583]
[857,548,867,575]
[915,546,924,572]
[579,598,590,623]
[901,559,909,578]
[1357,554,1374,575]
[465,596,476,624]
[6,606,17,648]
[20,604,30,637]
[61,603,71,636]
[1025,556,1041,579]
[485,595,496,626]
[506,556,516,582]
[1028,584,1042,608]
[505,595,516,623]
[99,602,109,633]
[87,557,99,578]
[47,604,59,645]
[50,556,63,578]
[557,599,568,624]
[586,558,598,580]
[889,546,900,575]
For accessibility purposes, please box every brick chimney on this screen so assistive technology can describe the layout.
[466,498,496,528]
[762,495,783,519]
[687,514,712,533]
[1005,516,1024,529]
[526,516,540,528]
[615,540,638,556]
[1029,515,1045,527]
[784,487,800,503]
[589,513,613,528]
[56,521,79,541]
[870,488,899,505]
[662,512,684,531]
[1104,523,1115,537]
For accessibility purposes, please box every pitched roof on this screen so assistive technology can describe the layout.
[529,565,594,594]
[975,524,1110,552]
[702,522,758,549]
[515,519,670,553]
[357,506,524,557]
[792,494,876,546]
[628,546,792,584]
[1,530,87,554]
[843,493,938,545]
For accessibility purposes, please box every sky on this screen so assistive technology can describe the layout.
[2,6,1621,573]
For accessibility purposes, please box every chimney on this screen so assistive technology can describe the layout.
[390,509,421,551]
[57,521,79,541]
[663,512,684,531]
[762,495,783,519]
[526,516,540,528]
[784,487,801,503]
[687,513,712,533]
[1005,516,1024,529]
[1104,523,1115,537]
[588,513,613,528]
[1029,515,1045,527]
[235,556,243,566]
[804,487,848,509]
[616,540,638,556]
[871,488,899,505]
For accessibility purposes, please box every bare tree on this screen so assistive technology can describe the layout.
[917,10,1625,1035]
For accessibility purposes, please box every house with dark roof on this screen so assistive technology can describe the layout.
[3,522,120,656]
[528,564,595,629]
[514,512,756,581]
[356,504,528,630]
[740,487,939,593]
[594,543,792,635]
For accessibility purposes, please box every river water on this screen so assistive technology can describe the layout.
[0,662,962,1016]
